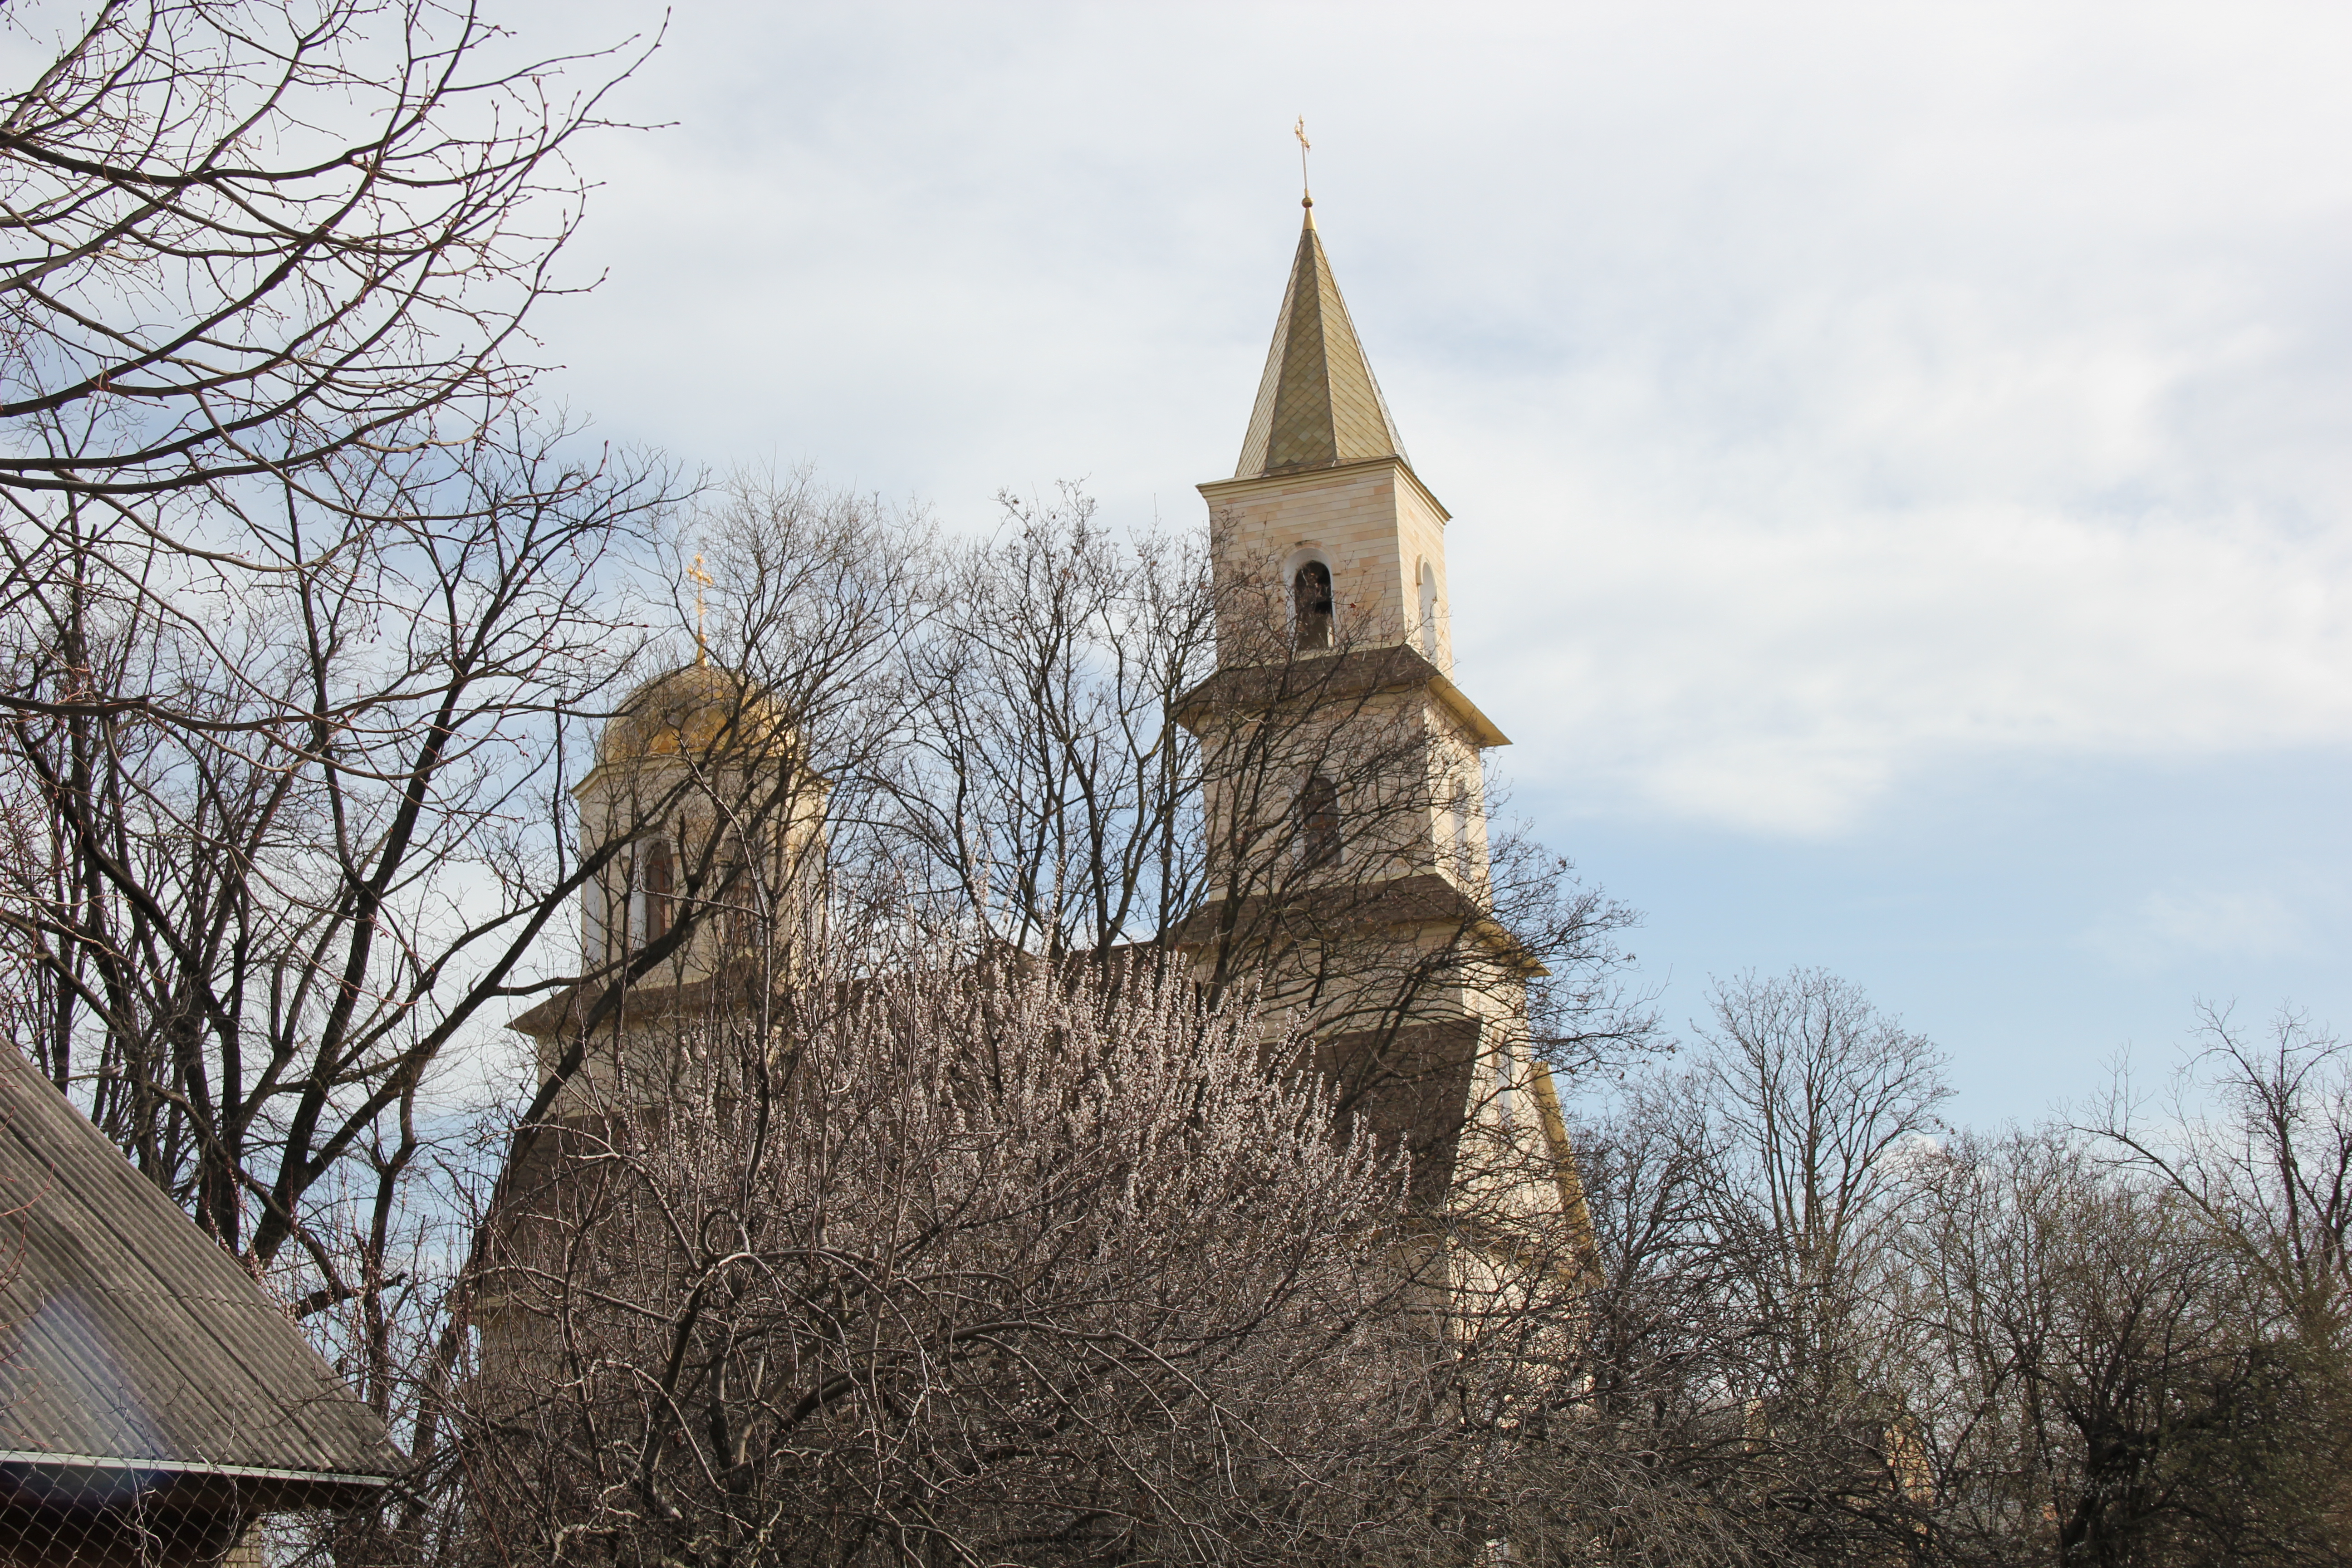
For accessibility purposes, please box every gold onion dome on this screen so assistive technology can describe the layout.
[596,662,785,766]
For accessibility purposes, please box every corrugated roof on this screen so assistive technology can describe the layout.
[0,1050,402,1488]
[1234,208,1410,479]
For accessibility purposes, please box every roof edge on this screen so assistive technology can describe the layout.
[1172,645,1508,749]
[1198,453,1450,524]
[1428,667,1511,749]
[0,1452,397,1487]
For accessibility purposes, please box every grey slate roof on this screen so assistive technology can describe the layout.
[0,1049,402,1494]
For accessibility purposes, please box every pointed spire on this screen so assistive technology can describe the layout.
[1234,209,1409,479]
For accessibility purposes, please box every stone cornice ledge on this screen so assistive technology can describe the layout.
[1196,454,1451,524]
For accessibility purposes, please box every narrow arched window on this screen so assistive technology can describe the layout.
[642,837,674,942]
[1294,561,1334,651]
[1301,773,1340,867]
[1418,559,1439,658]
[717,845,752,950]
[716,835,778,956]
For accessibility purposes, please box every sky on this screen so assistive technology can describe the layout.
[500,0,2352,1127]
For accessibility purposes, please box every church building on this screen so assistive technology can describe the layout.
[513,195,1591,1258]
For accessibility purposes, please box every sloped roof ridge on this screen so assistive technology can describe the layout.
[0,1049,402,1485]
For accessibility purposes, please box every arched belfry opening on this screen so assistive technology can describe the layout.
[1294,560,1334,651]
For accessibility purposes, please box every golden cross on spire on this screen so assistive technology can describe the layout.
[1294,116,1312,208]
[687,552,714,664]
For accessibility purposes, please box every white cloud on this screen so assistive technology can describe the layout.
[506,0,2352,837]
[1465,480,2352,833]
[2085,884,2322,970]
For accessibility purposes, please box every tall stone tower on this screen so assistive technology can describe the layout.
[1185,201,1579,1227]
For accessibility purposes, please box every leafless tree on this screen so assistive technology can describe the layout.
[1496,972,1954,1567]
[875,487,1211,979]
[0,423,672,1348]
[2090,1007,2352,1361]
[875,495,1653,1220]
[1899,1127,2348,1568]
[461,951,1449,1568]
[0,0,719,1429]
[1541,979,2352,1568]
[1691,969,1950,1414]
[0,0,647,675]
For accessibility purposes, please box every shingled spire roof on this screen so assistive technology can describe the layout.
[1234,206,1410,479]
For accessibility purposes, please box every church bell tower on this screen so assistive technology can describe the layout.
[1186,199,1570,1220]
[1192,199,1511,935]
